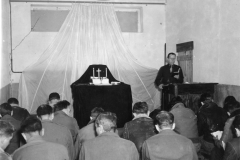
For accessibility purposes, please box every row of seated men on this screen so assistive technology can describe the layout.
[0,92,240,160]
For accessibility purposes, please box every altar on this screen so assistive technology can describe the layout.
[71,65,133,128]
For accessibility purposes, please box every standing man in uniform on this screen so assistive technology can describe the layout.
[154,52,184,110]
[154,52,184,89]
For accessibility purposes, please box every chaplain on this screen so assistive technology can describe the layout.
[154,52,184,89]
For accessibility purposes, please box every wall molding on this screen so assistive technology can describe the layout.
[10,0,166,4]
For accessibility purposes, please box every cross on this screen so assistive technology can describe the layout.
[97,68,101,78]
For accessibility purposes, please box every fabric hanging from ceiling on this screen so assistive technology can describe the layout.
[18,3,160,113]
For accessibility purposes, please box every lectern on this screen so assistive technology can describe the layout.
[162,83,218,113]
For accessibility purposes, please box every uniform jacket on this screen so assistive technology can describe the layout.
[223,137,240,160]
[75,120,97,159]
[79,132,139,160]
[41,120,75,160]
[12,136,69,160]
[142,129,198,160]
[197,102,228,143]
[123,116,156,153]
[154,64,184,86]
[0,148,12,160]
[53,111,79,142]
[1,115,21,154]
[170,103,198,139]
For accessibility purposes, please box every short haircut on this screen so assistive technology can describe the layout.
[156,111,174,128]
[199,93,212,103]
[167,52,176,58]
[54,100,70,112]
[233,115,240,130]
[0,121,14,138]
[0,103,13,117]
[49,92,60,101]
[223,96,237,111]
[7,98,19,105]
[91,107,104,118]
[132,102,148,114]
[36,104,53,117]
[21,116,42,134]
[95,112,117,132]
[169,96,183,110]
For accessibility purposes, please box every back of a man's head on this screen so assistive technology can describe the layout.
[224,100,240,113]
[169,96,184,110]
[200,93,212,104]
[54,100,70,112]
[49,92,60,101]
[0,103,13,117]
[7,98,19,105]
[0,121,14,149]
[156,111,174,129]
[21,116,42,134]
[91,107,104,119]
[133,102,148,114]
[95,112,117,133]
[37,104,53,118]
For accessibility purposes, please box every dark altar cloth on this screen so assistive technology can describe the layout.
[72,64,118,85]
[71,84,133,129]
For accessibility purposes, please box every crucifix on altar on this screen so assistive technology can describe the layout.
[96,68,101,78]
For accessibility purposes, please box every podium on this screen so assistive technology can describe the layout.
[162,83,218,113]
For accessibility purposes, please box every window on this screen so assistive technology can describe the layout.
[31,5,143,33]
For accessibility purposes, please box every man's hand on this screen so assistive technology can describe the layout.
[174,75,179,79]
[158,84,163,89]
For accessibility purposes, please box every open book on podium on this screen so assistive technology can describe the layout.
[162,83,218,113]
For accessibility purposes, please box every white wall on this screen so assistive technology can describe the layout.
[0,0,11,103]
[166,0,220,83]
[166,0,240,86]
[10,2,166,98]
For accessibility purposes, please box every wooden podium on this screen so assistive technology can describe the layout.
[162,83,218,113]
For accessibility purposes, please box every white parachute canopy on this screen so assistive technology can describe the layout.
[19,4,160,113]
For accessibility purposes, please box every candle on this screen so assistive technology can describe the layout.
[93,68,95,77]
[106,68,107,78]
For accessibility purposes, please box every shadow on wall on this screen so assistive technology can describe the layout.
[0,84,10,104]
[214,84,240,108]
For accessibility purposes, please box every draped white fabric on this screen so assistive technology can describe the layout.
[19,4,160,113]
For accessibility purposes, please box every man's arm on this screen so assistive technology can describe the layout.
[223,142,238,160]
[154,67,164,87]
[141,141,151,160]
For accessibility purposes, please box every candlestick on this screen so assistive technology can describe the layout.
[106,68,107,78]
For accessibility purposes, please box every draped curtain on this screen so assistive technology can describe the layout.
[19,4,160,113]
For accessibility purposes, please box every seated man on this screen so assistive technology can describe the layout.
[142,111,198,160]
[79,112,139,160]
[123,102,156,153]
[0,103,21,154]
[52,100,79,142]
[12,116,69,160]
[223,115,240,160]
[8,98,29,122]
[76,107,104,154]
[0,121,14,160]
[197,93,228,158]
[169,96,199,151]
[37,104,75,160]
[221,100,240,145]
[48,92,61,108]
